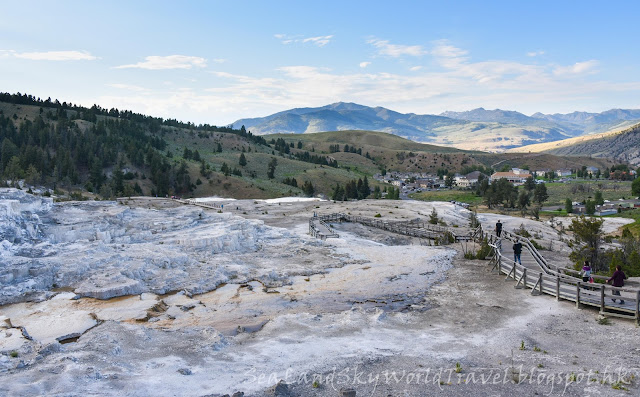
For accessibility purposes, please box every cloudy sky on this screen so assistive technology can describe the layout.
[1,0,639,125]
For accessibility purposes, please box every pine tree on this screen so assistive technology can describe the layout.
[429,208,439,224]
[332,183,345,201]
[361,176,370,198]
[373,185,381,199]
[302,181,315,197]
[594,190,604,206]
[533,183,549,205]
[565,198,573,214]
[239,153,247,166]
[267,157,277,179]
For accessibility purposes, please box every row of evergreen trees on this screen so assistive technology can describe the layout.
[475,176,548,211]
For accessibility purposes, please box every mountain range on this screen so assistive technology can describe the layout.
[234,103,640,152]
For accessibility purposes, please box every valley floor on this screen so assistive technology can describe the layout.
[0,191,638,396]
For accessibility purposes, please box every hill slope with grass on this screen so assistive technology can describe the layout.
[0,92,622,200]
[512,122,640,166]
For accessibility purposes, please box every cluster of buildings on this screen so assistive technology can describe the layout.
[377,165,636,195]
[374,170,490,192]
[571,199,640,216]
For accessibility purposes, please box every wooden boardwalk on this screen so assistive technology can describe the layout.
[309,218,339,240]
[309,212,639,323]
[489,231,640,324]
[310,213,479,243]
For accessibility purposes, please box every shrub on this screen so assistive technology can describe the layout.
[475,239,492,259]
[429,208,439,224]
[530,239,545,251]
[514,223,531,238]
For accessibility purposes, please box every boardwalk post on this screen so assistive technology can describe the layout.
[505,262,515,281]
[600,285,605,313]
[636,290,640,326]
[536,273,543,295]
[556,276,560,301]
[576,282,581,309]
[531,272,542,296]
[515,267,526,289]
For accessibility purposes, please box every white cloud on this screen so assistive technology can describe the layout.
[107,83,148,92]
[115,55,207,70]
[553,60,599,76]
[367,39,427,57]
[302,35,333,47]
[198,45,624,122]
[1,50,97,61]
[275,34,333,47]
[92,42,636,125]
[431,40,469,68]
[359,62,371,68]
[526,50,545,57]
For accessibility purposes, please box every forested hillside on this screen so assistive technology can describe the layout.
[0,92,267,198]
[0,92,622,200]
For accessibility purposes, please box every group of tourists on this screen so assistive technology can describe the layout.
[494,219,629,305]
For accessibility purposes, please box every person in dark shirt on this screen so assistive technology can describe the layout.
[607,265,628,304]
[581,261,592,282]
[513,239,523,265]
[495,220,503,237]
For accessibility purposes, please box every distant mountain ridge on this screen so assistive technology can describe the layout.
[234,103,640,152]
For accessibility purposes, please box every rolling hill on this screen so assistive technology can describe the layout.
[0,92,621,201]
[234,103,640,152]
[513,122,640,166]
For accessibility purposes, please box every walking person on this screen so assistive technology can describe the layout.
[513,239,522,265]
[581,261,592,283]
[607,265,628,304]
[495,220,503,237]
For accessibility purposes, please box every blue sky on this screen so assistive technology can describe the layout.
[1,0,639,125]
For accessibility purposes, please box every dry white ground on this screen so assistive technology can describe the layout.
[0,190,639,396]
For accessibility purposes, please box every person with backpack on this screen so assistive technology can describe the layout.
[495,220,503,237]
[513,239,522,265]
[607,265,628,304]
[581,261,592,283]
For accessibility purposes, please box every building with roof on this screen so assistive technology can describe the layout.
[490,171,532,185]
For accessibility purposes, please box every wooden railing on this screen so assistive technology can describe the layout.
[311,213,476,243]
[485,232,640,324]
[308,218,339,240]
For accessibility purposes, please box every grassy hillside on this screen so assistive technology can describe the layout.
[267,130,465,152]
[513,122,640,166]
[0,92,629,200]
[472,152,613,172]
[267,130,489,175]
